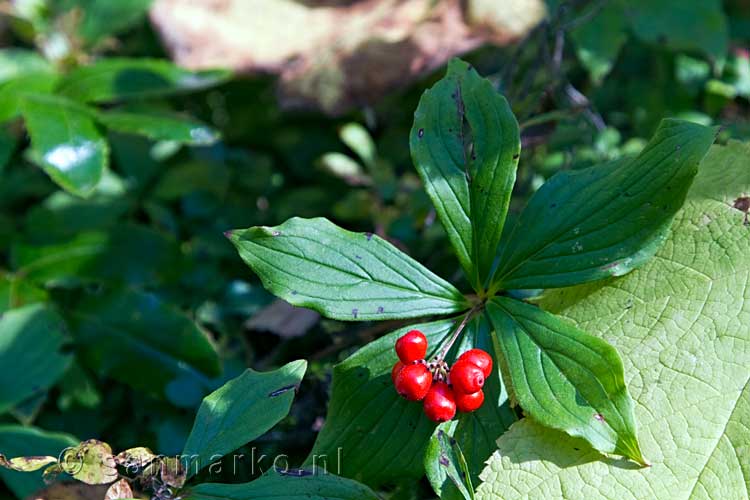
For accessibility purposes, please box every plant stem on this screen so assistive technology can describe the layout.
[434,306,481,362]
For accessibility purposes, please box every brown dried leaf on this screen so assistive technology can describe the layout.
[104,479,133,500]
[244,299,320,338]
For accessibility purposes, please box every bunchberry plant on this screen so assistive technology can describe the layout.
[227,59,715,491]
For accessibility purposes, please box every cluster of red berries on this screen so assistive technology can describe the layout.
[391,329,493,423]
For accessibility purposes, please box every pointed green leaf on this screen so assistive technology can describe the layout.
[451,314,516,486]
[56,59,230,103]
[0,304,72,414]
[228,217,468,321]
[492,119,716,290]
[182,360,307,476]
[486,296,644,464]
[0,426,78,499]
[185,470,379,500]
[410,59,520,290]
[20,94,107,197]
[477,142,750,499]
[96,111,220,145]
[425,423,475,500]
[306,319,456,487]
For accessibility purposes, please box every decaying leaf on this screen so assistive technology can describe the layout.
[114,447,156,470]
[0,454,58,472]
[149,0,546,114]
[59,440,118,485]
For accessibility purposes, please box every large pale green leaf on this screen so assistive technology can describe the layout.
[68,288,220,395]
[96,111,220,145]
[477,142,750,499]
[410,59,520,290]
[0,304,72,414]
[228,217,468,321]
[0,426,78,499]
[486,297,643,464]
[306,319,456,487]
[20,94,107,197]
[56,59,230,103]
[182,360,306,475]
[491,119,716,291]
[185,470,379,500]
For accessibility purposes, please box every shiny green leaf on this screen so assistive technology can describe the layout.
[410,59,520,290]
[56,58,231,103]
[228,217,468,321]
[0,304,72,414]
[20,93,107,197]
[492,119,716,290]
[486,297,644,464]
[183,360,306,476]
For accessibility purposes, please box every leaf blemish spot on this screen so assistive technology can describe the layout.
[418,128,424,138]
[377,306,384,313]
[594,413,605,422]
[272,230,281,236]
[365,232,373,241]
[352,308,358,319]
[439,454,449,466]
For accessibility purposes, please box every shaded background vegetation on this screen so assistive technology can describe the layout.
[1,0,749,498]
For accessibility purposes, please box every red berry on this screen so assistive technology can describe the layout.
[391,361,404,384]
[394,363,432,401]
[395,330,428,363]
[450,360,485,394]
[457,349,493,378]
[423,382,456,422]
[455,389,484,412]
